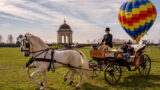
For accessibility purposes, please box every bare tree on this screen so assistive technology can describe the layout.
[0,35,2,43]
[7,34,14,44]
[16,34,23,44]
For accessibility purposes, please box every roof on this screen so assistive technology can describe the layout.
[58,20,72,32]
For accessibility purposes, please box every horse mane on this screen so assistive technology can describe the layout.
[25,33,49,49]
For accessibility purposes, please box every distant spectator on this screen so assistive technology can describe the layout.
[97,42,101,46]
[68,43,72,48]
[64,44,67,48]
[127,40,132,45]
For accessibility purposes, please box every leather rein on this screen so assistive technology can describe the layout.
[23,36,91,72]
[22,35,55,71]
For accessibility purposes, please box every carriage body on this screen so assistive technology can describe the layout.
[89,45,151,84]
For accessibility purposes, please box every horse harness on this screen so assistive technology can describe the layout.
[26,48,56,71]
[23,36,91,71]
[25,48,92,72]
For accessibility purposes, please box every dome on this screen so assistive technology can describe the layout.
[58,20,72,32]
[59,23,71,29]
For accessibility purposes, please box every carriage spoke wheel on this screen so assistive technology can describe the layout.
[89,59,102,78]
[104,63,122,84]
[138,54,151,76]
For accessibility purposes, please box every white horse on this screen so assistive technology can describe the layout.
[20,33,91,89]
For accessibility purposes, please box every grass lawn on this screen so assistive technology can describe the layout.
[0,47,160,90]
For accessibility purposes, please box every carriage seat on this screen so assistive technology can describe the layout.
[90,49,106,59]
[131,44,146,53]
[126,45,146,63]
[90,45,113,59]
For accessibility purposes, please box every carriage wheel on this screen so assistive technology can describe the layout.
[104,63,122,84]
[138,54,151,76]
[89,59,102,78]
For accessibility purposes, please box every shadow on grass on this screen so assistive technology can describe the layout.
[46,87,57,90]
[82,74,160,90]
[34,87,57,90]
[151,60,160,63]
[82,83,108,90]
[118,74,160,89]
[13,74,160,90]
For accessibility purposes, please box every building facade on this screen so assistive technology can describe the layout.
[57,20,73,44]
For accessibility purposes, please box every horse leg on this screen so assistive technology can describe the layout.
[75,70,83,89]
[30,68,42,86]
[26,65,36,78]
[63,69,71,82]
[69,70,75,85]
[40,71,47,90]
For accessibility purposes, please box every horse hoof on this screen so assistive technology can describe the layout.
[64,78,67,82]
[69,81,73,85]
[40,82,44,87]
[75,86,80,90]
[91,76,94,79]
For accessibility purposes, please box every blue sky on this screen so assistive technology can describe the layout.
[0,0,159,43]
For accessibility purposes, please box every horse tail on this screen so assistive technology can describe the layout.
[79,51,91,80]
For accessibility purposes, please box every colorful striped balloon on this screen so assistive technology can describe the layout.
[118,0,157,43]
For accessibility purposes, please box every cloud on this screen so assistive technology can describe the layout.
[0,4,52,22]
[0,23,11,28]
[0,0,124,25]
[0,0,159,43]
[0,14,34,23]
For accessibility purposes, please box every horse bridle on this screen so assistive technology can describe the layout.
[21,35,30,52]
[21,35,50,54]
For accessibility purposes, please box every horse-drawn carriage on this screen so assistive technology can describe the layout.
[89,44,151,84]
[20,33,152,89]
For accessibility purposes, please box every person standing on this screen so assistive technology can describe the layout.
[101,27,113,48]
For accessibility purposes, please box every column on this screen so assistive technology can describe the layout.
[64,34,66,44]
[70,33,72,44]
[60,36,62,44]
[57,33,59,44]
[59,33,62,44]
[68,35,70,44]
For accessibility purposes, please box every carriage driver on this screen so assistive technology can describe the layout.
[101,27,113,48]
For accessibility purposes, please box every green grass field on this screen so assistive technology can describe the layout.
[0,47,160,90]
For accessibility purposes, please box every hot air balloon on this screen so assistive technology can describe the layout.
[118,0,157,43]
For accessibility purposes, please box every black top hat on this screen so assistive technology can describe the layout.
[105,27,110,31]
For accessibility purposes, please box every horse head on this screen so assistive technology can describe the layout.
[20,33,49,57]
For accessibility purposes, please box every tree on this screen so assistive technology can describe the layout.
[16,34,23,44]
[0,35,2,43]
[7,34,14,44]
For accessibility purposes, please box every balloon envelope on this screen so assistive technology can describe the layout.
[118,0,157,43]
